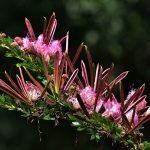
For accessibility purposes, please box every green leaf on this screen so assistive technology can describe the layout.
[143,141,150,150]
[0,94,6,103]
[72,122,80,127]
[90,134,95,140]
[42,114,51,120]
[77,127,85,131]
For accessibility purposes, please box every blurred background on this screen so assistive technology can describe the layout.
[0,0,150,149]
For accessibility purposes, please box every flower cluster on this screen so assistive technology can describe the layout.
[0,68,42,105]
[67,60,150,130]
[0,13,150,149]
[14,13,63,63]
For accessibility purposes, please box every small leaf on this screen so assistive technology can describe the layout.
[42,114,55,121]
[43,115,50,120]
[72,122,80,127]
[77,127,85,131]
[95,133,101,142]
[90,134,95,140]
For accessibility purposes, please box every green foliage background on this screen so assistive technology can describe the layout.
[0,0,150,149]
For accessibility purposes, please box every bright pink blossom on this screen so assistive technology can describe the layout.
[79,86,103,113]
[125,89,147,111]
[0,68,41,105]
[22,37,33,51]
[126,89,135,100]
[47,40,62,59]
[34,34,47,56]
[68,86,103,113]
[14,14,63,62]
[25,82,41,101]
[80,86,96,107]
[15,33,62,62]
[136,99,147,111]
[102,97,121,119]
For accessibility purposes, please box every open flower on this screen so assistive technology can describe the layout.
[136,99,147,111]
[25,82,41,101]
[126,89,147,111]
[67,55,128,115]
[0,68,41,105]
[80,86,96,107]
[102,96,121,119]
[14,13,64,62]
[118,85,150,132]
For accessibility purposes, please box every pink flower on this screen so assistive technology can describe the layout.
[79,86,103,113]
[80,86,96,107]
[34,34,47,54]
[136,99,147,111]
[22,37,33,51]
[0,68,41,105]
[14,13,64,62]
[102,96,121,119]
[126,89,135,100]
[16,34,63,62]
[47,40,62,59]
[125,89,147,111]
[67,86,103,113]
[25,82,41,101]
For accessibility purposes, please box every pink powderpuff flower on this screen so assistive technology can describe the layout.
[14,13,64,62]
[68,86,103,114]
[0,68,42,105]
[125,89,147,111]
[34,34,47,55]
[66,57,128,116]
[121,86,148,129]
[136,99,147,111]
[79,86,103,113]
[80,86,96,107]
[22,37,34,51]
[126,89,135,100]
[47,40,62,59]
[102,96,121,119]
[25,82,41,101]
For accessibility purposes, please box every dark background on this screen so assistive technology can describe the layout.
[0,0,150,149]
